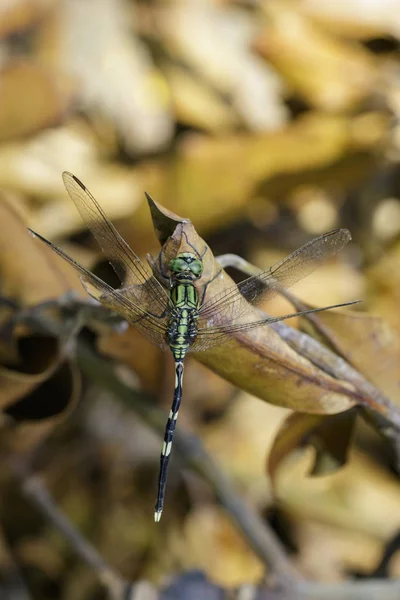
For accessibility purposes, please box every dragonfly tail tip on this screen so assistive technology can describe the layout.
[154,510,162,523]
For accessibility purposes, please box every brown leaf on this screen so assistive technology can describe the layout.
[0,359,81,455]
[277,450,400,541]
[267,409,357,484]
[164,62,238,133]
[0,191,83,305]
[0,60,74,142]
[133,112,388,244]
[146,207,357,414]
[0,0,55,39]
[256,1,376,111]
[0,191,83,437]
[295,521,382,581]
[155,0,288,131]
[0,335,59,412]
[146,192,187,246]
[195,329,355,413]
[182,507,264,586]
[38,0,173,154]
[301,310,400,407]
[299,1,399,39]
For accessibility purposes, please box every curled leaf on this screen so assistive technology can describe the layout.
[268,409,357,485]
[0,359,81,455]
[147,201,356,414]
[0,335,59,412]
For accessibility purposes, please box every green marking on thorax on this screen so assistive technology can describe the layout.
[168,252,203,310]
[167,253,204,356]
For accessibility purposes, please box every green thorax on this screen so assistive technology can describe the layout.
[168,252,203,310]
[167,253,203,360]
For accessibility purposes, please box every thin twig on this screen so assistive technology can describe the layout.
[296,579,400,600]
[12,461,129,600]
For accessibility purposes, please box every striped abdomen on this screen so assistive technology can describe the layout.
[155,280,200,521]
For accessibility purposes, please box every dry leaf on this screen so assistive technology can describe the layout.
[256,0,376,111]
[0,191,82,304]
[0,0,55,38]
[302,310,400,406]
[181,507,264,586]
[131,111,388,244]
[0,60,74,142]
[268,410,357,484]
[37,0,173,154]
[0,359,81,455]
[299,0,400,39]
[156,0,288,131]
[277,450,400,541]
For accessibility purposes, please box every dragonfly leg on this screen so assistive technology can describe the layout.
[198,266,223,305]
[154,361,184,522]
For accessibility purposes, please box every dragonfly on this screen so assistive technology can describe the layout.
[29,172,358,522]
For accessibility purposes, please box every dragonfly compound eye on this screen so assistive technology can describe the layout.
[169,254,203,277]
[169,257,187,273]
[189,259,203,277]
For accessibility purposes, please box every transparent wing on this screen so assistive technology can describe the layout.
[62,171,169,315]
[29,230,170,349]
[97,287,170,350]
[199,229,351,326]
[191,300,359,353]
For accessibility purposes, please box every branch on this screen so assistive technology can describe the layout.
[296,579,400,600]
[12,461,130,600]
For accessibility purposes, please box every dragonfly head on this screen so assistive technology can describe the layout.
[169,253,203,280]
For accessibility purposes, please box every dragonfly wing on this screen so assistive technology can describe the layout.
[98,287,170,350]
[192,299,359,352]
[29,230,169,349]
[62,172,169,314]
[189,330,231,352]
[199,229,351,324]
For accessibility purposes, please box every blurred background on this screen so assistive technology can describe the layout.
[1,0,400,598]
